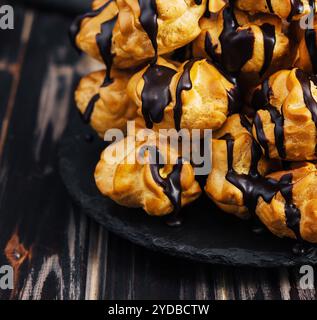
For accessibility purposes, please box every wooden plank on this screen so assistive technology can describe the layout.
[0,6,90,299]
[84,221,109,300]
[0,7,33,162]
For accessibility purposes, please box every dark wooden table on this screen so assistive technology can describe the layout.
[0,2,316,300]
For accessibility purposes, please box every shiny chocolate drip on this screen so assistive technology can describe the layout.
[218,4,255,74]
[204,0,211,17]
[253,113,270,158]
[296,69,317,129]
[305,29,317,74]
[70,0,118,123]
[205,33,219,63]
[223,135,302,240]
[252,79,286,159]
[206,5,275,76]
[138,0,159,62]
[145,146,184,226]
[279,174,302,241]
[239,114,252,132]
[96,15,118,86]
[259,24,276,76]
[287,0,304,21]
[226,81,242,115]
[224,134,278,214]
[296,69,317,154]
[194,0,203,4]
[305,0,317,74]
[81,14,118,123]
[266,0,274,13]
[69,1,113,51]
[82,94,100,124]
[174,60,197,131]
[141,64,177,129]
[171,43,193,63]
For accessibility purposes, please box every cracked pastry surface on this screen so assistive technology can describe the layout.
[75,69,137,137]
[95,132,201,216]
[127,57,241,133]
[251,68,317,161]
[193,5,290,82]
[70,0,206,70]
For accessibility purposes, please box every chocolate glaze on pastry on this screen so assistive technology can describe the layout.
[252,68,317,161]
[256,162,317,244]
[205,114,275,219]
[138,0,159,61]
[95,133,201,217]
[75,69,137,137]
[205,115,316,244]
[72,0,206,69]
[287,0,304,21]
[293,1,317,73]
[69,1,111,50]
[194,3,289,81]
[82,94,101,123]
[70,0,117,85]
[141,64,177,129]
[235,0,313,21]
[96,15,118,85]
[224,133,302,241]
[145,145,184,226]
[296,69,317,132]
[128,57,241,132]
[174,59,197,131]
[304,0,317,72]
[260,24,276,76]
[252,79,286,159]
[206,4,255,74]
[70,0,118,122]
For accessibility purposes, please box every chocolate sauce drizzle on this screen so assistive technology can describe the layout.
[266,0,274,13]
[260,24,276,77]
[96,15,118,86]
[305,29,317,74]
[287,0,304,22]
[82,94,100,124]
[305,0,317,74]
[143,146,184,226]
[252,79,286,159]
[69,1,113,51]
[296,69,317,132]
[218,4,255,74]
[174,60,197,131]
[204,3,276,76]
[70,0,118,123]
[141,65,177,129]
[296,69,317,154]
[138,0,159,62]
[223,132,302,242]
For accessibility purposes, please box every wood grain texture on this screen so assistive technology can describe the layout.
[0,4,316,300]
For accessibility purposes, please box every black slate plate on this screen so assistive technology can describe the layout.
[58,115,317,267]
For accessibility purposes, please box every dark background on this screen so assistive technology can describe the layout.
[0,0,316,300]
